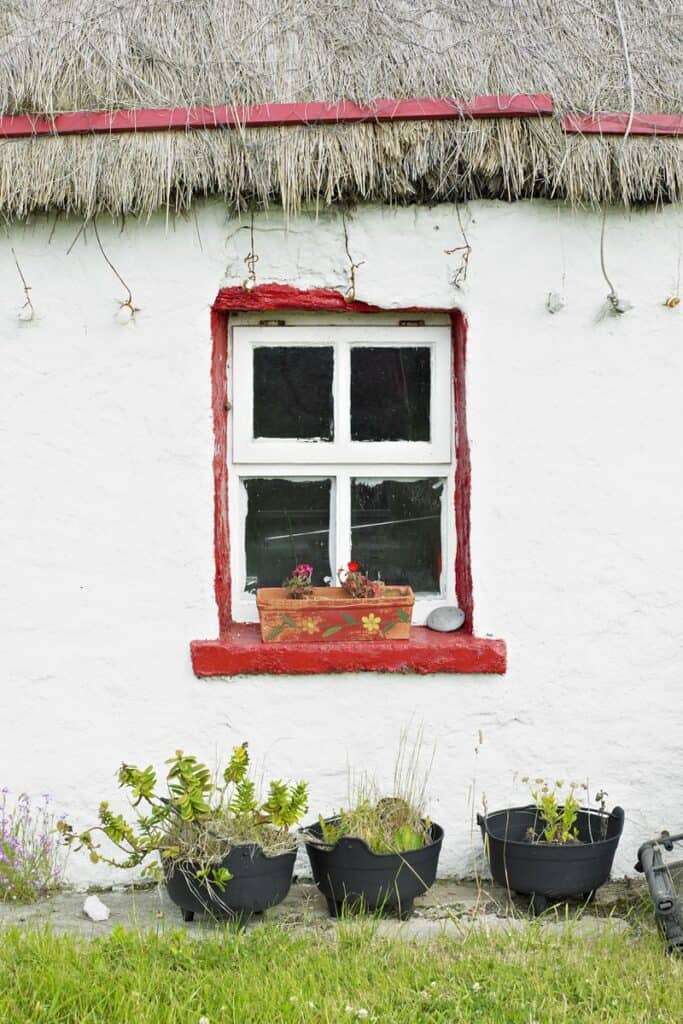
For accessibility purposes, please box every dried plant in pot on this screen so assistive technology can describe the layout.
[303,739,443,920]
[58,744,308,924]
[477,779,625,915]
[257,562,415,643]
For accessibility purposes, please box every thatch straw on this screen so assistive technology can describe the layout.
[0,1,681,217]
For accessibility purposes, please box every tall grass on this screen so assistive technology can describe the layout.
[0,922,681,1023]
[320,729,436,852]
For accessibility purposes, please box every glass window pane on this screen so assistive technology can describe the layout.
[351,478,443,593]
[244,478,331,591]
[253,346,333,440]
[351,347,430,442]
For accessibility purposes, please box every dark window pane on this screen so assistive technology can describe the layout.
[351,478,443,593]
[351,347,430,441]
[244,478,331,591]
[253,347,333,440]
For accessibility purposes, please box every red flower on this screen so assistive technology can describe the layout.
[348,561,360,572]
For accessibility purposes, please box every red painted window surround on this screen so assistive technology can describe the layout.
[189,284,507,677]
[562,112,683,137]
[0,95,552,139]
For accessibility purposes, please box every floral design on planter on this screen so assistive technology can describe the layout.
[263,605,412,642]
[299,617,320,635]
[361,613,382,633]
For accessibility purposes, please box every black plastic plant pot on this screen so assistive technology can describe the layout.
[477,804,625,914]
[304,819,444,920]
[164,843,296,923]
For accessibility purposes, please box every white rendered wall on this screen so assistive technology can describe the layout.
[1,199,682,883]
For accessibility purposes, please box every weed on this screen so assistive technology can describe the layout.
[0,789,63,903]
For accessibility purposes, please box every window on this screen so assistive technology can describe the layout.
[191,287,506,676]
[228,315,455,625]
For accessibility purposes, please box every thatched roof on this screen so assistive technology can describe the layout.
[0,0,681,218]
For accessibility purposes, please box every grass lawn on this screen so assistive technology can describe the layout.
[0,920,681,1023]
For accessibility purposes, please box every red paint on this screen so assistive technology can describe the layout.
[200,283,506,675]
[191,626,506,676]
[216,284,405,314]
[211,308,231,632]
[0,95,553,140]
[562,112,683,136]
[452,313,473,632]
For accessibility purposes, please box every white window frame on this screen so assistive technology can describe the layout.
[228,315,455,625]
[232,325,451,464]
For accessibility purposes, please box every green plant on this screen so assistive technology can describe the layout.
[284,563,314,599]
[2,919,680,1024]
[317,733,434,854]
[318,797,428,854]
[522,778,590,844]
[337,561,385,599]
[1,789,64,903]
[58,744,308,889]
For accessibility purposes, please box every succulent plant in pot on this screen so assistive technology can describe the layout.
[304,740,443,920]
[58,743,308,923]
[477,778,624,915]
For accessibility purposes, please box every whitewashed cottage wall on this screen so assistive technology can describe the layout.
[1,200,681,882]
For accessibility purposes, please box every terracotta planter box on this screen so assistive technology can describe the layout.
[256,587,415,642]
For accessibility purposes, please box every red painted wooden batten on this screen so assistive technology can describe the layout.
[0,94,553,140]
[562,112,683,137]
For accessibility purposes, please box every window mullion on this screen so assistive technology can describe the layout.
[334,469,351,579]
[335,338,351,453]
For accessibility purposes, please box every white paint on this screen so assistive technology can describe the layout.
[1,200,682,885]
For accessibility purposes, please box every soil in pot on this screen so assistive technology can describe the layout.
[164,843,296,923]
[478,805,625,915]
[304,819,444,920]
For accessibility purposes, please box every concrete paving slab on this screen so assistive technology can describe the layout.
[0,877,644,941]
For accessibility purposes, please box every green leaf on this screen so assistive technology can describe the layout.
[281,614,298,628]
[341,613,357,625]
[393,825,424,851]
[322,626,342,638]
[229,778,258,817]
[382,620,397,633]
[268,625,285,640]
[397,609,410,623]
[223,743,249,784]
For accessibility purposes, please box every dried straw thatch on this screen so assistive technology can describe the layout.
[0,0,681,218]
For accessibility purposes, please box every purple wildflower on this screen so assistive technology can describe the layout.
[0,791,63,904]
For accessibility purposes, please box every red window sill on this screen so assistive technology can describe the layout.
[190,625,506,676]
